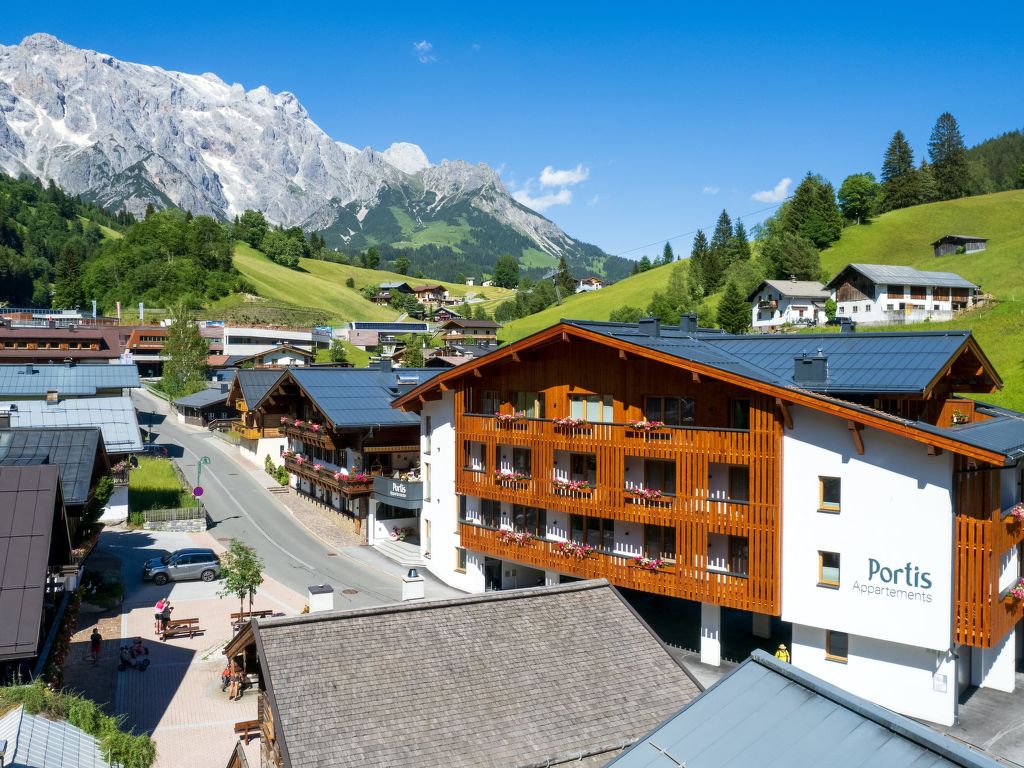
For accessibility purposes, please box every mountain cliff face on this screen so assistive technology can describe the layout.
[0,34,627,279]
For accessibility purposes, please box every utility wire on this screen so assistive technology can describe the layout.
[612,198,790,258]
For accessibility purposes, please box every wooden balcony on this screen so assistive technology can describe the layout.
[279,421,337,450]
[459,523,761,609]
[283,455,373,496]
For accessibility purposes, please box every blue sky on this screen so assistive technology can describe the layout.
[4,1,1024,258]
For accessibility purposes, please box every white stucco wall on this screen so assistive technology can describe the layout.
[99,484,129,524]
[792,624,957,725]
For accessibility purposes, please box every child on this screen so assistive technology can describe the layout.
[89,629,102,665]
[154,598,166,635]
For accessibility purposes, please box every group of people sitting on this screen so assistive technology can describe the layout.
[221,658,250,700]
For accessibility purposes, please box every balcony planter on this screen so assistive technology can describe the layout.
[626,419,666,433]
[497,529,533,546]
[495,411,526,427]
[626,486,662,500]
[494,469,528,487]
[951,411,970,425]
[556,541,594,560]
[1009,579,1024,601]
[552,478,592,495]
[553,417,591,433]
[633,556,664,571]
[1008,503,1024,523]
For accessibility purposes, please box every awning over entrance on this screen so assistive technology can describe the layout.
[372,475,424,510]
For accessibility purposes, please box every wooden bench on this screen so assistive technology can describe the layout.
[161,617,203,640]
[230,610,274,631]
[234,719,261,745]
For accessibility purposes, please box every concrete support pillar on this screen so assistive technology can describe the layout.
[700,602,721,667]
[752,612,771,639]
[972,626,1017,693]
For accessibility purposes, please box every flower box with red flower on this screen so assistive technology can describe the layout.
[552,478,592,495]
[495,410,526,426]
[626,419,666,433]
[309,423,321,432]
[1009,579,1024,601]
[497,529,533,546]
[279,416,288,425]
[633,555,664,571]
[626,486,663,500]
[1009,503,1024,523]
[556,540,594,560]
[293,419,304,428]
[554,417,591,433]
[312,464,323,474]
[495,469,528,487]
[347,471,372,485]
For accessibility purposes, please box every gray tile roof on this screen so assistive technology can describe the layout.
[0,428,106,506]
[746,279,830,302]
[0,465,64,662]
[0,363,140,397]
[827,264,979,290]
[607,649,1000,768]
[0,705,112,767]
[235,369,285,409]
[278,367,442,427]
[173,388,229,409]
[0,397,142,454]
[252,580,700,768]
[567,320,980,396]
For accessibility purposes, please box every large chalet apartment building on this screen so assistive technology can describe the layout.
[383,316,1024,727]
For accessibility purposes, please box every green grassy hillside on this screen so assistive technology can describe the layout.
[500,262,680,341]
[819,189,1024,410]
[232,243,515,325]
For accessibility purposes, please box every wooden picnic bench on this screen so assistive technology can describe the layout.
[230,609,274,630]
[234,719,261,745]
[161,617,203,640]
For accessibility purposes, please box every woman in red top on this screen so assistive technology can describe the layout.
[154,598,166,635]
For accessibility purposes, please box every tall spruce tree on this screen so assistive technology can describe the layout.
[729,219,751,263]
[928,112,970,200]
[663,241,675,264]
[709,209,733,267]
[781,173,843,248]
[880,130,921,211]
[760,231,821,281]
[52,239,85,308]
[917,160,940,204]
[716,282,749,334]
[553,255,576,298]
[688,229,720,296]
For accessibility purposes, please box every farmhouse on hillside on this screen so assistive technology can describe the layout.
[825,263,980,325]
[747,277,830,330]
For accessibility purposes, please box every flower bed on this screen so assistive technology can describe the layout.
[497,529,533,546]
[552,478,592,493]
[633,555,664,571]
[626,419,665,432]
[557,540,594,560]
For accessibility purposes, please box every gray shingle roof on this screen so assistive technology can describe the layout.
[235,369,285,409]
[252,580,700,768]
[0,465,64,662]
[746,279,830,302]
[0,364,140,397]
[0,397,142,454]
[275,367,442,427]
[827,264,979,290]
[607,650,1000,768]
[172,388,229,408]
[0,428,106,506]
[0,705,112,768]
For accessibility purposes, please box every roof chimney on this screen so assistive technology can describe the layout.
[794,350,828,384]
[638,317,661,337]
[23,364,34,375]
[790,274,797,282]
[678,314,698,334]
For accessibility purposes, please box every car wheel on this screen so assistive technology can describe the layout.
[200,569,217,582]
[153,573,169,586]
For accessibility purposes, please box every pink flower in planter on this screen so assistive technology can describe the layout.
[279,416,287,424]
[1010,579,1024,601]
[310,423,321,432]
[294,419,304,428]
[1010,503,1024,522]
[633,556,664,571]
[313,464,323,472]
[332,471,343,480]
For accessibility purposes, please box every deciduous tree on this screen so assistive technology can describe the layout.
[838,172,880,224]
[162,301,209,399]
[217,539,265,616]
[493,254,521,288]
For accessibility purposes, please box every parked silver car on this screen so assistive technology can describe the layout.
[142,548,220,586]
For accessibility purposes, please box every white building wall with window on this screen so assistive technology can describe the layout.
[781,404,960,724]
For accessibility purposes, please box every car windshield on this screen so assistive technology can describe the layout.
[160,554,172,565]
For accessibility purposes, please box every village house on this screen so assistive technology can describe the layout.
[826,263,980,325]
[747,277,830,330]
[438,317,501,345]
[391,315,1024,726]
[0,324,122,365]
[576,276,605,293]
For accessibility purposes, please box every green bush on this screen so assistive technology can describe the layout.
[128,511,146,528]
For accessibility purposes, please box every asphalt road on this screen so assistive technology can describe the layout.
[131,389,450,609]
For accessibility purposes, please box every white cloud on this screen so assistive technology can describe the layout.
[513,188,573,213]
[587,194,601,206]
[539,164,589,187]
[702,185,720,195]
[412,40,436,63]
[752,177,792,203]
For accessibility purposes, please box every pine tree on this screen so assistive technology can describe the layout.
[710,209,733,266]
[716,282,749,334]
[781,173,843,248]
[637,256,652,273]
[553,255,576,298]
[52,239,85,309]
[928,112,970,200]
[729,219,751,263]
[880,130,921,211]
[662,242,675,264]
[689,229,720,296]
[917,160,940,204]
[760,232,821,281]
[144,202,156,220]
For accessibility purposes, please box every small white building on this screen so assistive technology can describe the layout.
[222,326,313,357]
[576,276,605,293]
[747,278,830,330]
[826,264,980,325]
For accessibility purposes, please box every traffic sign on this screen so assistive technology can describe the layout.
[193,486,204,498]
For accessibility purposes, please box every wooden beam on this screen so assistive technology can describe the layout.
[473,368,482,378]
[439,382,450,392]
[775,398,793,430]
[619,349,627,361]
[561,331,571,342]
[511,352,521,363]
[692,372,701,384]
[928,445,943,456]
[847,421,865,455]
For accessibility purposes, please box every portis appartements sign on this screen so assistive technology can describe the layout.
[852,558,933,604]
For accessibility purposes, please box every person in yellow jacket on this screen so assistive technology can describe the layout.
[774,643,791,663]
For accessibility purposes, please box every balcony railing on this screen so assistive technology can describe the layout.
[279,420,337,449]
[283,455,373,496]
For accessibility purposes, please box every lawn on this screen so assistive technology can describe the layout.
[128,457,199,511]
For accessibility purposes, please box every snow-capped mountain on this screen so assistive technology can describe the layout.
[0,33,621,277]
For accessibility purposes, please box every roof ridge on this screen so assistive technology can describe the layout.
[254,579,612,630]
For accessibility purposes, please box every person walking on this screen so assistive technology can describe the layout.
[154,598,166,635]
[159,600,173,638]
[774,643,791,663]
[89,629,102,665]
